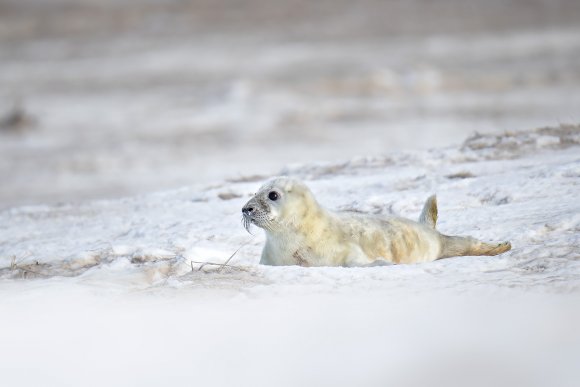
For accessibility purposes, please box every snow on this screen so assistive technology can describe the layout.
[2,1,580,384]
[1,126,579,386]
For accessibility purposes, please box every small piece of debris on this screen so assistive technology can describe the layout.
[446,171,475,179]
[0,104,35,132]
[218,192,243,200]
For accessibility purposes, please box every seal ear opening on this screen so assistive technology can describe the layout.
[419,195,438,229]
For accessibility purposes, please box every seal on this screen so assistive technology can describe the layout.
[242,177,511,267]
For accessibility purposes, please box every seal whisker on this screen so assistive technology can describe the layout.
[242,215,254,235]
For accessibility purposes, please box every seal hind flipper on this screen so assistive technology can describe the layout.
[419,195,438,229]
[439,236,511,258]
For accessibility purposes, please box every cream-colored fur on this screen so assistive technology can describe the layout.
[242,177,511,267]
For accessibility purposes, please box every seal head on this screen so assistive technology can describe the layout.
[242,177,317,234]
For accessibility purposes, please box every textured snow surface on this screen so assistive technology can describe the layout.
[1,126,579,386]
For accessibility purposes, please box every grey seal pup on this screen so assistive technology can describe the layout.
[242,177,511,266]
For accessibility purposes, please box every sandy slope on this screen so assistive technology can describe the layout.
[0,126,579,386]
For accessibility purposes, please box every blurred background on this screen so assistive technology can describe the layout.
[1,0,579,209]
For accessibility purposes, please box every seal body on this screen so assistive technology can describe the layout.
[242,177,511,267]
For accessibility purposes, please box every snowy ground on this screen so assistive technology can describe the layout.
[2,1,580,385]
[1,126,579,386]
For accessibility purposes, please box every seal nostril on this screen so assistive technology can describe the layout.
[243,206,254,214]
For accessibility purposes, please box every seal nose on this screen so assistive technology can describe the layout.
[242,206,254,216]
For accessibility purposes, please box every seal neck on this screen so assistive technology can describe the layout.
[282,198,335,244]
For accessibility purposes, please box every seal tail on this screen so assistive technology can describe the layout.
[418,195,438,229]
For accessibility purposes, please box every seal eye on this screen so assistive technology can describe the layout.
[268,191,279,201]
